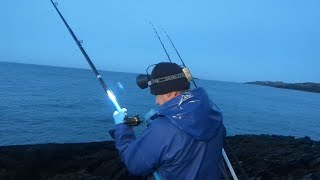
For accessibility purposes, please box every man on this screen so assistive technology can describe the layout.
[111,62,226,179]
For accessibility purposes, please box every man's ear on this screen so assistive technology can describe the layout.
[165,92,173,99]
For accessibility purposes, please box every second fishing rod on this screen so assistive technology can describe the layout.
[150,22,197,88]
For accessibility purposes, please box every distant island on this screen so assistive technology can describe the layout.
[245,81,320,93]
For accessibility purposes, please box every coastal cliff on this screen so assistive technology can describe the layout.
[0,135,319,180]
[246,81,320,93]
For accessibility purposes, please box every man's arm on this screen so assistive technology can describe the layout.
[113,121,169,176]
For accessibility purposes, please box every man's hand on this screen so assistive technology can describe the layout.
[113,108,127,124]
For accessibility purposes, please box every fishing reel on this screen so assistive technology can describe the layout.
[136,66,193,89]
[124,114,141,126]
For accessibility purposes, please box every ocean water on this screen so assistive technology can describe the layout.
[0,62,319,146]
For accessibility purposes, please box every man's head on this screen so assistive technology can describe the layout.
[149,62,190,105]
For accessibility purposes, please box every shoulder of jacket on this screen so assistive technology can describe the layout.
[149,116,178,131]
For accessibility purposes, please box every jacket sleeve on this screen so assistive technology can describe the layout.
[113,121,170,176]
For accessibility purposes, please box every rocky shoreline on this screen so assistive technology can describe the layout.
[245,81,320,93]
[0,135,319,180]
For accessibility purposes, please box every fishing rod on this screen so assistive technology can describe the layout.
[160,27,198,88]
[150,23,197,88]
[150,22,172,63]
[151,24,238,180]
[50,0,140,126]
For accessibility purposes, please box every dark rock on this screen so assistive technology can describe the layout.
[0,135,319,179]
[225,135,320,179]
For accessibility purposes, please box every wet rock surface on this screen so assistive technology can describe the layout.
[0,135,319,180]
[225,135,320,180]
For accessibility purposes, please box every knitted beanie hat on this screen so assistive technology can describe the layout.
[150,62,190,95]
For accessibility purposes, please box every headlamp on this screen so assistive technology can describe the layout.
[136,74,151,89]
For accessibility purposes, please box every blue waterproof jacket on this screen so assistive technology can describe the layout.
[112,88,226,179]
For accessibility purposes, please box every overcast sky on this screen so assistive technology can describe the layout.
[1,0,319,82]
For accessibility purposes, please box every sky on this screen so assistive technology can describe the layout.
[0,0,319,83]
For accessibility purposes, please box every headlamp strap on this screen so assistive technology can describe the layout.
[148,73,185,86]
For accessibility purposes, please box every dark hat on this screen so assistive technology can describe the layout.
[150,62,190,95]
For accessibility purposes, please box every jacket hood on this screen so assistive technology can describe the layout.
[151,88,224,141]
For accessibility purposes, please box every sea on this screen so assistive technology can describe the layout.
[0,62,319,146]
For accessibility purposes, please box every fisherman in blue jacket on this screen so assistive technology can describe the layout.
[111,62,226,179]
